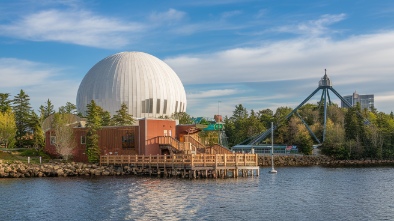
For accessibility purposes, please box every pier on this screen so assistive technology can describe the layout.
[100,154,259,178]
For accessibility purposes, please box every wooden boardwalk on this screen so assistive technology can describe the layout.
[100,154,259,178]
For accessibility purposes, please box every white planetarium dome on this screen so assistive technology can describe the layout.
[76,51,187,118]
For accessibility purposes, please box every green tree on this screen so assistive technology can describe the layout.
[12,89,33,148]
[245,109,265,139]
[321,119,347,158]
[344,103,366,158]
[101,110,111,126]
[272,107,292,144]
[171,112,193,124]
[0,93,12,113]
[231,104,248,120]
[110,103,135,126]
[30,111,45,149]
[0,109,16,148]
[199,130,219,147]
[85,100,103,163]
[39,99,55,121]
[295,130,314,155]
[226,104,249,146]
[59,102,77,114]
[258,109,274,129]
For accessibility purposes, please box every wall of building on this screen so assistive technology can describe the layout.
[45,119,178,162]
[140,118,177,155]
[45,126,140,162]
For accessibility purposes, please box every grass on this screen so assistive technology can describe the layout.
[0,148,52,164]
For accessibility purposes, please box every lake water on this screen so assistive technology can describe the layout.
[1,166,393,221]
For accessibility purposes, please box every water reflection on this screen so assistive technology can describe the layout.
[1,167,394,221]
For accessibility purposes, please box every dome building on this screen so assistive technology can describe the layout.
[76,52,187,118]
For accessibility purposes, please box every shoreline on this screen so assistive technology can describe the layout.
[1,155,394,178]
[259,155,394,167]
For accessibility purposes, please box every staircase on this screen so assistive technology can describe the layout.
[184,135,206,154]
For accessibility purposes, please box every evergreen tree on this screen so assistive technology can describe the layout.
[30,111,44,149]
[12,90,33,148]
[110,103,135,126]
[343,103,367,158]
[258,109,274,129]
[245,109,265,139]
[58,102,77,114]
[85,100,103,163]
[231,104,248,120]
[39,99,55,121]
[0,93,12,113]
[101,109,111,126]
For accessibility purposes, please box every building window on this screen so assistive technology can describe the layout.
[164,130,168,136]
[149,98,153,113]
[81,136,86,144]
[142,100,146,113]
[175,101,178,113]
[163,100,167,114]
[156,99,161,114]
[50,136,56,145]
[122,131,135,149]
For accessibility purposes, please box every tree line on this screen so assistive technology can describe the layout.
[2,89,393,161]
[0,90,136,162]
[223,103,394,160]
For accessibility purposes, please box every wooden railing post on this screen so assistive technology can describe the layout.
[224,154,227,167]
[235,154,238,167]
[215,154,218,168]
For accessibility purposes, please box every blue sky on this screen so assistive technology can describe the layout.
[1,0,394,118]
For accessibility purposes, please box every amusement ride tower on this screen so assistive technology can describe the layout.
[242,70,354,146]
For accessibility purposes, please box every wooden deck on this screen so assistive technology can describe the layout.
[100,154,259,178]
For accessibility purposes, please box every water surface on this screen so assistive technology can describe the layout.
[1,167,393,221]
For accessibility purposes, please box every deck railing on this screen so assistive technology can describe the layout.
[209,144,233,154]
[184,135,206,153]
[100,154,258,168]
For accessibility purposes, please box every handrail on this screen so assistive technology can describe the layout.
[184,135,206,153]
[210,144,232,154]
[100,154,258,167]
[157,136,186,151]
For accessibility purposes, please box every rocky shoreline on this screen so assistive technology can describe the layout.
[259,155,394,167]
[1,155,394,178]
[0,161,131,178]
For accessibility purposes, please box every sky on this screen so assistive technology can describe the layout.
[1,0,394,118]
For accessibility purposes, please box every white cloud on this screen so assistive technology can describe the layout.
[167,29,394,115]
[166,30,394,86]
[187,89,238,99]
[0,58,56,87]
[0,9,144,48]
[149,8,186,24]
[275,13,346,36]
[0,58,79,112]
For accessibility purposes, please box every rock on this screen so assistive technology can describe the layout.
[56,169,64,176]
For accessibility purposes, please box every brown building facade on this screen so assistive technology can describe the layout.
[45,118,186,162]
